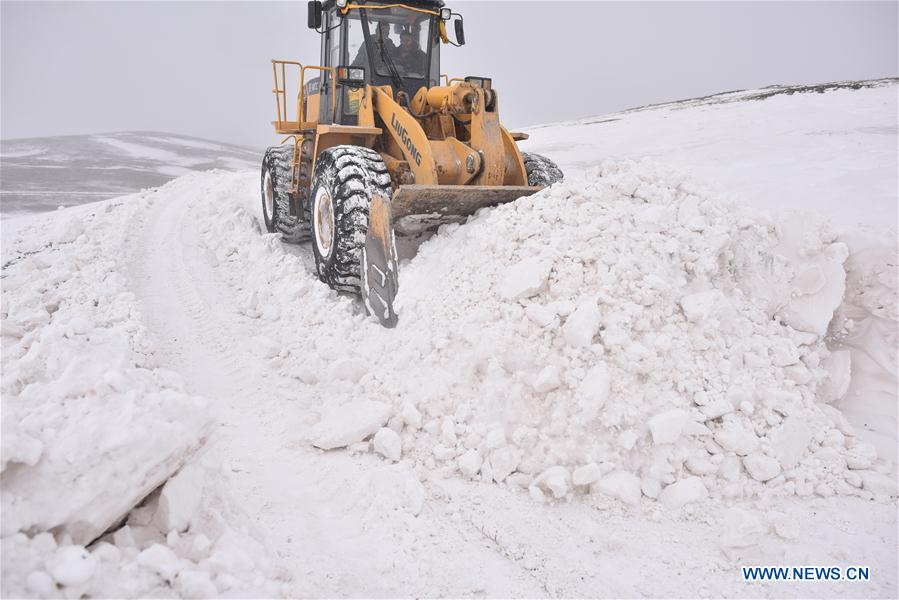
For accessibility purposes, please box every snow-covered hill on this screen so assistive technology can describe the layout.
[0,132,259,218]
[521,79,898,229]
[2,82,897,598]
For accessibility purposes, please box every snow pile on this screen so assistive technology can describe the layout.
[384,160,894,504]
[1,192,285,597]
[1,198,210,542]
[199,159,896,510]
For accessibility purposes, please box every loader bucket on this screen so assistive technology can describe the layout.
[390,185,543,234]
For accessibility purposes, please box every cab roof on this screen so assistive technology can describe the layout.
[321,0,445,10]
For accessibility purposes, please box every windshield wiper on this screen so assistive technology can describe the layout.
[377,27,405,96]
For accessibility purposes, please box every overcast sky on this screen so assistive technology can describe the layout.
[2,1,896,149]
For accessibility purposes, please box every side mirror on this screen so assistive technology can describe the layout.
[454,18,465,46]
[307,1,322,29]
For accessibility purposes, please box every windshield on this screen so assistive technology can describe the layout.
[347,7,434,82]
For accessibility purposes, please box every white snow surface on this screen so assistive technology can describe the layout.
[2,83,897,597]
[521,81,898,229]
[92,137,208,167]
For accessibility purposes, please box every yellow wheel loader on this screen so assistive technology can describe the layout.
[261,0,563,326]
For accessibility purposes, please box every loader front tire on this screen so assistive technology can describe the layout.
[521,152,564,187]
[261,145,309,243]
[310,145,392,293]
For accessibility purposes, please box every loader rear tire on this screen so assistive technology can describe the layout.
[521,152,564,187]
[310,145,392,293]
[261,145,309,243]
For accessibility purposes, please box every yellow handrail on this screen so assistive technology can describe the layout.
[271,59,337,130]
[440,74,466,87]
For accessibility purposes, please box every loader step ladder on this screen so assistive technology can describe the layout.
[289,131,316,216]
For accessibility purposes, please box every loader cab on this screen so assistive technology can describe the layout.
[314,0,443,125]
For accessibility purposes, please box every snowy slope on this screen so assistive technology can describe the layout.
[0,132,259,218]
[1,82,897,598]
[520,79,898,229]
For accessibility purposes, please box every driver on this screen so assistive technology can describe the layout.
[351,21,395,70]
[393,30,426,76]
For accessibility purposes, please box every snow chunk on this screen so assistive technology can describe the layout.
[641,477,662,499]
[154,463,205,533]
[433,444,455,461]
[561,298,600,347]
[533,365,561,393]
[572,463,602,487]
[206,533,254,574]
[779,237,848,336]
[617,429,638,450]
[685,454,717,475]
[50,214,84,244]
[742,453,781,482]
[497,257,551,300]
[1,433,43,469]
[531,466,570,499]
[844,442,877,470]
[440,416,457,445]
[714,422,759,456]
[488,447,521,482]
[819,404,856,437]
[577,363,610,417]
[136,543,181,582]
[373,427,402,462]
[658,477,708,509]
[458,449,483,478]
[401,402,422,430]
[595,470,641,505]
[768,416,811,469]
[312,400,391,450]
[48,545,97,587]
[820,350,852,403]
[647,409,689,445]
[484,428,506,449]
[701,399,733,420]
[525,303,557,328]
[859,471,897,496]
[178,570,217,597]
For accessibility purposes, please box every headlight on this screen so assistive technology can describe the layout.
[335,0,348,8]
[440,8,451,20]
[337,65,366,86]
